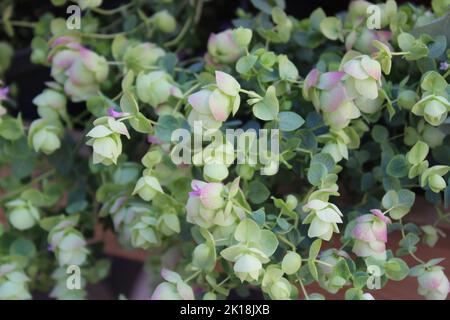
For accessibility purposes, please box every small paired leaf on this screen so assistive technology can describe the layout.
[9,238,36,258]
[121,70,135,91]
[319,17,342,41]
[406,141,429,165]
[0,116,24,140]
[234,219,261,243]
[384,258,409,281]
[397,232,420,256]
[155,115,181,141]
[307,162,328,186]
[236,55,258,74]
[386,155,409,178]
[120,91,139,114]
[253,86,279,121]
[247,180,270,204]
[382,189,415,219]
[308,239,322,281]
[251,208,266,226]
[278,111,305,132]
[130,112,153,133]
[371,125,389,143]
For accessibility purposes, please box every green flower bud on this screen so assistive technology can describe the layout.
[158,212,180,236]
[33,89,68,121]
[50,267,86,300]
[285,195,298,211]
[153,10,177,33]
[303,68,360,129]
[192,242,216,272]
[418,266,449,300]
[220,219,278,283]
[28,119,63,155]
[207,29,245,64]
[86,116,130,165]
[232,27,253,48]
[281,251,302,275]
[194,138,235,182]
[261,266,292,300]
[412,95,450,126]
[303,200,343,241]
[186,180,246,229]
[269,277,292,300]
[124,43,165,73]
[49,37,109,102]
[47,217,89,267]
[56,231,89,266]
[429,174,446,193]
[136,70,182,107]
[151,269,194,300]
[398,90,419,110]
[132,175,164,201]
[343,55,382,100]
[420,165,450,193]
[6,199,40,230]
[131,215,160,249]
[187,71,241,131]
[0,263,31,300]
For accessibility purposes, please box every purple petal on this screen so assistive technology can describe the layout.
[189,180,204,197]
[107,107,128,118]
[51,36,77,48]
[0,87,9,101]
[320,83,347,112]
[304,68,320,91]
[79,46,97,71]
[440,62,449,71]
[374,31,392,43]
[316,71,345,90]
[147,135,164,145]
[370,209,391,224]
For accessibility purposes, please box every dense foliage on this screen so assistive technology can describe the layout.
[0,0,449,300]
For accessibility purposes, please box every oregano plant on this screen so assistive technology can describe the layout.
[0,0,449,300]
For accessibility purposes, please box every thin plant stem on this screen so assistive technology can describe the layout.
[297,277,310,300]
[278,235,296,251]
[185,270,201,283]
[0,20,36,28]
[91,2,133,15]
[164,16,192,48]
[0,170,56,204]
[400,219,426,264]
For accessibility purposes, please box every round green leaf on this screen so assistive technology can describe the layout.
[386,155,409,178]
[385,258,409,281]
[278,111,305,132]
[247,180,270,204]
[236,54,258,74]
